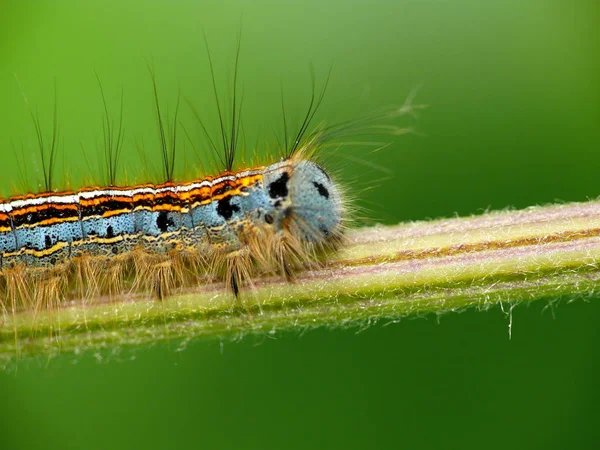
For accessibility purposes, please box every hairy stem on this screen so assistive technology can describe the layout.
[2,200,600,365]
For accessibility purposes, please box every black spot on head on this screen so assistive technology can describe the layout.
[44,235,52,249]
[264,213,274,224]
[268,173,289,199]
[313,181,330,199]
[106,225,114,238]
[217,197,241,220]
[157,211,175,233]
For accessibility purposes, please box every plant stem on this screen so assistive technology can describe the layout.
[3,200,600,365]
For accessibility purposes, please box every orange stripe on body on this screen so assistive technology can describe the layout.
[0,169,265,226]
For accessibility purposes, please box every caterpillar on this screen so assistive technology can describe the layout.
[1,155,342,286]
[0,64,352,314]
[0,53,417,313]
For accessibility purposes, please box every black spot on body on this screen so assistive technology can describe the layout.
[213,185,233,196]
[112,246,119,254]
[313,182,330,199]
[106,225,114,238]
[217,197,240,220]
[268,173,289,199]
[264,214,274,224]
[44,235,52,249]
[157,211,175,232]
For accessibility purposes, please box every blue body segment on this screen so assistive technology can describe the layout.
[143,210,185,236]
[237,181,271,222]
[190,202,223,230]
[14,221,82,251]
[0,229,16,254]
[133,209,154,235]
[82,213,135,239]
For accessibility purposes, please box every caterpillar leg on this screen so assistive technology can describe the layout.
[230,271,239,297]
[223,247,254,299]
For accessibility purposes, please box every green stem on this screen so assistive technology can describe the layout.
[3,200,600,365]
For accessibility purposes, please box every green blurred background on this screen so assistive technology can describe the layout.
[0,0,599,449]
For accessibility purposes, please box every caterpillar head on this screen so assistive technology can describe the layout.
[263,159,344,249]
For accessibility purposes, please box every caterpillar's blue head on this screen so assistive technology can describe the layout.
[263,159,344,247]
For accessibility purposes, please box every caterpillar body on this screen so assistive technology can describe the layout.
[0,144,343,302]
